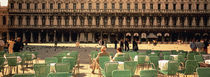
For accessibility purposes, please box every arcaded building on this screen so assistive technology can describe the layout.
[4,0,210,43]
[0,6,8,40]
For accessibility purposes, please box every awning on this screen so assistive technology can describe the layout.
[147,33,158,38]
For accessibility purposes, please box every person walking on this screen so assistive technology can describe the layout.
[133,39,139,51]
[190,39,197,52]
[204,39,209,53]
[0,39,5,51]
[13,37,24,52]
[7,38,15,54]
[124,38,129,51]
[114,39,118,49]
[120,39,124,51]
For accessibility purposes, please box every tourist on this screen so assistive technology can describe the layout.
[190,39,197,52]
[7,38,15,54]
[204,39,209,53]
[120,39,124,50]
[0,39,5,51]
[153,40,157,46]
[91,46,110,74]
[133,39,138,51]
[13,37,24,52]
[113,47,125,60]
[124,38,129,51]
[114,39,118,49]
[196,40,205,52]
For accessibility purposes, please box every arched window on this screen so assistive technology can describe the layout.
[42,16,46,25]
[88,16,92,26]
[111,17,115,26]
[9,16,14,26]
[26,16,30,26]
[3,16,6,25]
[18,16,22,26]
[34,16,38,26]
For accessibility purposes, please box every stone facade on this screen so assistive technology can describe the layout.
[1,0,210,43]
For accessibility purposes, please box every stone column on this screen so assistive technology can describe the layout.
[154,17,157,26]
[46,16,50,26]
[123,17,126,27]
[108,33,111,43]
[115,17,119,26]
[176,17,180,27]
[192,17,196,27]
[22,16,26,26]
[46,32,49,42]
[15,16,18,26]
[169,17,173,27]
[22,32,26,42]
[131,17,134,27]
[184,17,188,27]
[38,16,42,26]
[38,32,41,43]
[69,32,72,42]
[161,17,165,27]
[138,17,142,27]
[61,32,64,42]
[54,16,57,26]
[61,16,65,26]
[7,32,9,40]
[54,31,56,42]
[30,16,34,26]
[77,17,80,26]
[92,16,96,26]
[146,17,150,26]
[200,17,204,27]
[30,32,33,42]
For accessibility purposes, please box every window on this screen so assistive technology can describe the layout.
[173,4,176,10]
[81,3,84,10]
[127,3,130,11]
[149,17,153,26]
[42,16,46,25]
[96,3,100,10]
[158,4,161,10]
[10,3,14,9]
[58,3,61,9]
[88,17,92,25]
[112,3,115,10]
[119,17,123,26]
[50,16,53,25]
[150,3,153,10]
[73,3,76,10]
[135,3,138,11]
[165,17,169,26]
[188,17,192,26]
[103,17,107,26]
[35,3,38,10]
[165,4,168,10]
[26,16,30,26]
[120,3,122,11]
[157,17,161,26]
[66,3,69,9]
[104,3,107,10]
[195,17,200,26]
[9,16,14,26]
[142,16,146,26]
[111,17,115,26]
[126,17,130,26]
[203,17,208,26]
[189,4,192,10]
[196,4,199,10]
[50,3,53,9]
[57,16,61,26]
[18,16,22,26]
[27,3,30,10]
[134,17,138,26]
[96,17,100,26]
[3,16,6,25]
[65,16,69,25]
[172,17,177,26]
[42,3,45,9]
[142,3,145,10]
[204,4,207,10]
[73,17,76,26]
[19,3,22,9]
[181,4,184,10]
[180,17,185,26]
[89,3,92,10]
[80,17,84,26]
[34,16,38,26]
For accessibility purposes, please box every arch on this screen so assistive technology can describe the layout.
[203,33,208,36]
[141,33,147,38]
[164,33,170,37]
[126,33,131,36]
[195,33,201,36]
[157,33,162,36]
[134,33,139,36]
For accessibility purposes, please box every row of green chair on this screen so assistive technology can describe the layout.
[12,72,71,77]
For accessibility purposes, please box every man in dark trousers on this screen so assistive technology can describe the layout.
[133,39,138,52]
[13,37,24,52]
[114,39,118,49]
[124,38,129,51]
[120,39,124,51]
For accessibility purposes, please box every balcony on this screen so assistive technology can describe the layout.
[8,9,209,14]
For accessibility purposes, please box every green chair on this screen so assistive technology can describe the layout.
[197,67,210,77]
[90,51,98,60]
[178,60,198,76]
[62,57,76,73]
[48,72,71,77]
[159,61,179,76]
[138,52,147,55]
[163,55,173,60]
[54,55,64,63]
[171,50,178,55]
[99,56,110,70]
[194,55,204,63]
[45,57,58,64]
[128,52,138,61]
[34,64,50,77]
[177,55,185,67]
[112,70,131,77]
[12,74,35,77]
[187,53,195,60]
[149,56,160,69]
[55,63,70,72]
[7,56,19,74]
[140,69,158,77]
[102,62,118,77]
[124,61,137,76]
[137,55,146,70]
[114,56,125,62]
[162,51,171,56]
[0,57,5,75]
